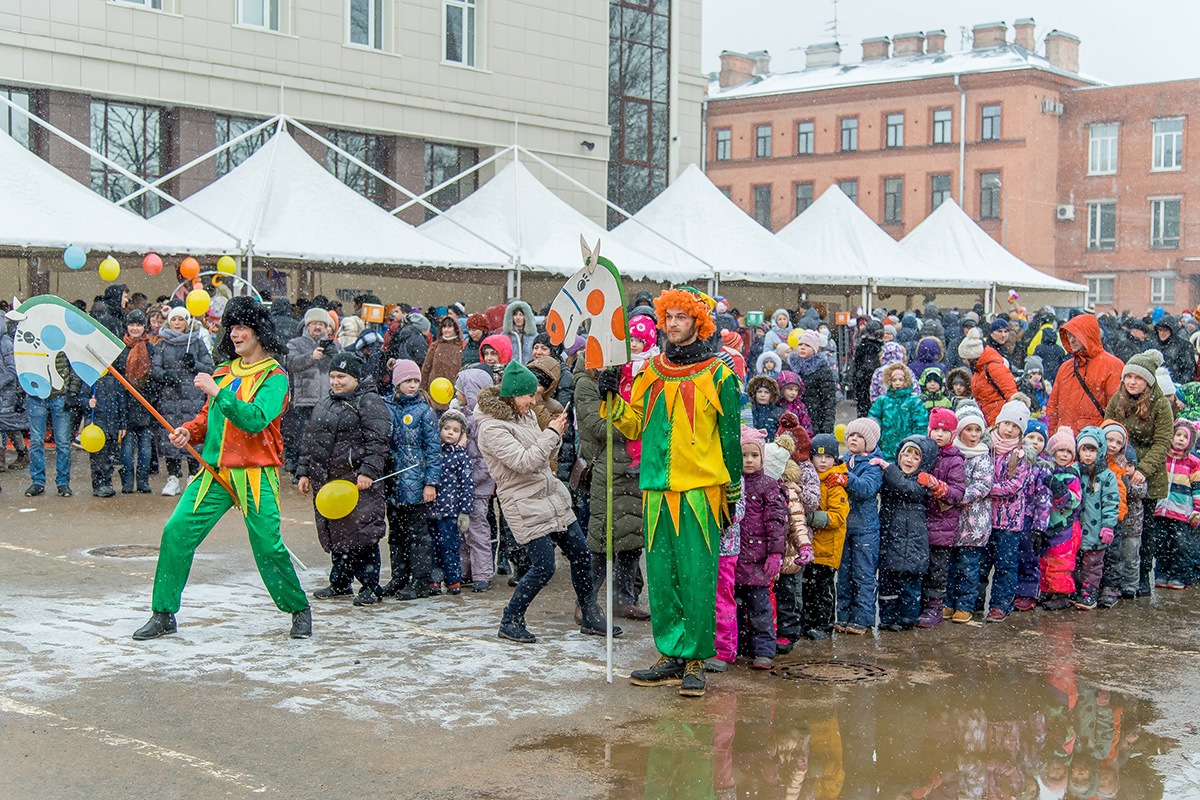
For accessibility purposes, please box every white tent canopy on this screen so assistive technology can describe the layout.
[0,130,230,255]
[153,128,492,269]
[420,159,690,282]
[900,199,1087,294]
[610,164,817,284]
[777,185,990,289]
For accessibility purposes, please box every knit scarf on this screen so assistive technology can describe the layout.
[664,338,714,365]
[953,436,990,459]
[790,352,826,377]
[122,332,151,383]
[992,428,1022,458]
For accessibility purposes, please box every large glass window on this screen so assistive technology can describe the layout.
[1086,276,1114,307]
[979,172,1001,220]
[349,0,385,50]
[89,100,165,217]
[839,179,857,205]
[755,125,771,158]
[931,174,951,211]
[239,0,281,30]
[1151,198,1181,249]
[981,104,1001,141]
[714,128,730,161]
[326,128,389,207]
[444,0,477,66]
[1152,118,1183,171]
[608,0,669,226]
[932,108,952,144]
[883,177,903,224]
[796,121,814,155]
[1151,273,1176,304]
[885,113,904,148]
[753,184,772,230]
[1088,123,1118,175]
[424,142,478,218]
[114,0,164,8]
[794,182,813,216]
[214,116,270,177]
[1,86,33,150]
[1086,202,1116,251]
[840,117,857,152]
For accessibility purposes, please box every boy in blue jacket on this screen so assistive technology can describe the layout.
[383,359,442,600]
[428,410,474,595]
[834,417,884,635]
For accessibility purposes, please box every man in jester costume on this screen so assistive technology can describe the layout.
[602,287,742,697]
[132,296,312,641]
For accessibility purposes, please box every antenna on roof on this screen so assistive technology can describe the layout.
[825,0,839,41]
[959,25,969,51]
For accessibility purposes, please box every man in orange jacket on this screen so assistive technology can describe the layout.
[957,325,1017,425]
[1046,314,1124,434]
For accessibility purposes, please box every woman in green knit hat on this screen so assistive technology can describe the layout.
[475,360,619,643]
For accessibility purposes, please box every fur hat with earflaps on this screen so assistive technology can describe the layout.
[214,296,286,363]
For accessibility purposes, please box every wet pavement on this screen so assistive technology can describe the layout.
[2,456,1200,798]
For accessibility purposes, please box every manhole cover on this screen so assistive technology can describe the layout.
[88,545,160,558]
[776,660,888,684]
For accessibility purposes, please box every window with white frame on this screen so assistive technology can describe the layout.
[885,113,904,148]
[1,86,33,150]
[444,0,478,67]
[981,104,1001,141]
[1151,197,1181,249]
[348,0,385,50]
[753,185,772,229]
[931,174,951,211]
[112,0,165,9]
[714,129,730,160]
[1088,123,1118,175]
[840,117,857,152]
[795,182,813,216]
[755,125,771,158]
[1152,118,1183,171]
[1086,276,1114,307]
[796,121,814,155]
[883,177,903,224]
[1086,201,1116,250]
[1151,273,1176,304]
[839,179,857,205]
[239,0,284,31]
[932,108,952,144]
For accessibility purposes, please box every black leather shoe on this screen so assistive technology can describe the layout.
[290,608,312,639]
[24,484,44,497]
[312,585,353,599]
[629,655,685,686]
[57,485,73,497]
[132,611,176,640]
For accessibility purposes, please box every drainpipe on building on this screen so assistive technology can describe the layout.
[700,97,708,171]
[955,74,966,204]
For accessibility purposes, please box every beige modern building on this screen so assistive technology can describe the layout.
[0,0,703,305]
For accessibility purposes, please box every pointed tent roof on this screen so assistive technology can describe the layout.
[420,159,691,282]
[610,164,825,284]
[153,128,493,268]
[900,199,1087,293]
[776,185,989,289]
[0,130,230,254]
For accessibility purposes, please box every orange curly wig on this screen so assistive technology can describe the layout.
[654,287,717,341]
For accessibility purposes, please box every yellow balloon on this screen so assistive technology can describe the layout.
[834,423,847,443]
[80,424,106,453]
[430,377,454,405]
[787,329,801,348]
[315,480,359,520]
[186,289,211,317]
[217,255,237,274]
[98,256,120,282]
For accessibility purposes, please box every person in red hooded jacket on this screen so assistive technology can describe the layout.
[957,327,1017,425]
[1046,314,1124,434]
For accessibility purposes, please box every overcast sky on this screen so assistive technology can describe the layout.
[702,0,1200,85]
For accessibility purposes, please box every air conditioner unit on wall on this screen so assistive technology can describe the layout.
[1057,204,1075,221]
[1042,99,1064,115]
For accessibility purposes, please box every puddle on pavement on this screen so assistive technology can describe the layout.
[520,666,1192,799]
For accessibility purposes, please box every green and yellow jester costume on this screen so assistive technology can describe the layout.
[149,355,307,615]
[607,351,742,661]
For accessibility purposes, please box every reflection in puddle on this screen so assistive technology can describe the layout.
[523,667,1188,799]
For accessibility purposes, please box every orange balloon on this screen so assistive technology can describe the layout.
[180,257,200,281]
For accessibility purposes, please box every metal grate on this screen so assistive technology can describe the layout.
[775,659,888,684]
[88,545,160,558]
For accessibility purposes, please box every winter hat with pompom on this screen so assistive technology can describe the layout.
[928,407,958,433]
[1123,349,1163,386]
[628,314,658,351]
[763,441,790,480]
[995,398,1031,432]
[844,417,881,452]
[1047,425,1076,458]
[957,328,985,361]
[776,416,811,462]
[740,426,767,460]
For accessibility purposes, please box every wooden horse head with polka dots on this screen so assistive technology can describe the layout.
[546,236,631,369]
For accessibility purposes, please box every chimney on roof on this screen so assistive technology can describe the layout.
[862,36,890,61]
[926,29,946,54]
[805,42,842,68]
[892,31,925,57]
[1013,18,1036,51]
[749,49,771,75]
[972,21,1007,49]
[718,51,757,88]
[1045,29,1080,72]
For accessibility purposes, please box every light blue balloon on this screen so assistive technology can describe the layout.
[63,244,87,270]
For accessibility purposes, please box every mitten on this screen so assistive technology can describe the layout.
[1191,512,1200,528]
[796,544,815,566]
[810,510,830,530]
[1099,526,1115,545]
[916,472,933,487]
[764,553,783,580]
[597,367,621,397]
[870,457,888,468]
[457,513,471,533]
[930,478,949,499]
[826,472,848,488]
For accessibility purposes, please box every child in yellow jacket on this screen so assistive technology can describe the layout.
[804,434,850,638]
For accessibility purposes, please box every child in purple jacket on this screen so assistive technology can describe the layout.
[735,427,788,670]
[979,399,1035,622]
[917,407,967,627]
[1015,418,1054,612]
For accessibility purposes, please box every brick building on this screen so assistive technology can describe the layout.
[706,19,1199,313]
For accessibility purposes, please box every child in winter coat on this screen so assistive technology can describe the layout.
[747,375,783,439]
[1018,355,1052,419]
[920,367,953,412]
[734,428,789,669]
[946,406,993,622]
[1013,418,1054,612]
[834,418,884,635]
[1118,445,1149,597]
[116,309,159,494]
[1073,427,1121,609]
[869,362,929,459]
[383,359,442,600]
[83,366,126,497]
[979,399,1036,622]
[429,410,475,595]
[755,351,781,382]
[878,435,938,630]
[707,495,744,673]
[947,367,973,410]
[771,429,821,651]
[917,408,967,627]
[454,369,497,592]
[776,371,813,435]
[1151,419,1200,589]
[869,341,917,403]
[1099,420,1132,607]
[1041,426,1084,610]
[804,434,849,639]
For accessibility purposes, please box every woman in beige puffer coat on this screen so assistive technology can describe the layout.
[475,361,619,644]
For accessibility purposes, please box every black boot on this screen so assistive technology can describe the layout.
[679,660,707,698]
[312,584,353,599]
[290,607,312,639]
[580,603,623,638]
[132,611,176,640]
[629,655,685,686]
[353,585,382,606]
[498,610,536,643]
[394,584,430,601]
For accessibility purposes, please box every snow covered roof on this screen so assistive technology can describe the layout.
[420,159,694,283]
[776,185,989,289]
[900,199,1087,294]
[0,130,231,255]
[610,164,823,284]
[153,128,492,269]
[709,44,1102,102]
